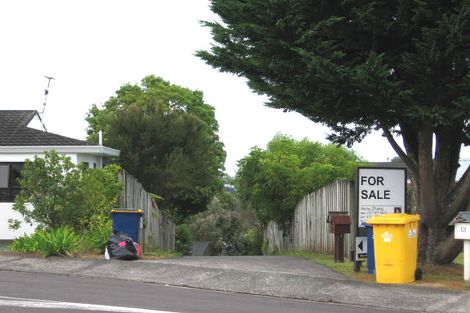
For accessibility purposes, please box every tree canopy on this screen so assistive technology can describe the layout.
[199,1,470,263]
[86,76,226,220]
[235,135,362,226]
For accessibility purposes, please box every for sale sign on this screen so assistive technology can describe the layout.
[357,167,407,227]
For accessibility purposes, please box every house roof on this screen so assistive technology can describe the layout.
[0,110,91,146]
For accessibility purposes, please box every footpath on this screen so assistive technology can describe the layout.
[0,254,468,313]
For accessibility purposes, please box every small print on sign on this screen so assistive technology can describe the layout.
[358,206,390,227]
[408,229,417,238]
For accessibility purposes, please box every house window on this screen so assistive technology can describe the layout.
[0,162,24,202]
[0,165,9,188]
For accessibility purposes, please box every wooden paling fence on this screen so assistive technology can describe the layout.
[264,221,291,254]
[264,180,355,257]
[119,171,175,252]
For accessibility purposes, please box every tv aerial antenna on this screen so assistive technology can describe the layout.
[41,75,55,114]
[38,75,55,132]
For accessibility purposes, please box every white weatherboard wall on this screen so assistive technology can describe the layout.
[77,154,102,168]
[0,203,36,239]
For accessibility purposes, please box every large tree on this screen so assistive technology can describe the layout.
[198,1,470,263]
[86,76,226,220]
[235,135,362,226]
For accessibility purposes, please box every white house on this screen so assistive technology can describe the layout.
[0,110,120,240]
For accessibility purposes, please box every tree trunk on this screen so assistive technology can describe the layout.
[416,125,439,262]
[419,224,449,263]
[389,123,465,264]
[435,236,463,265]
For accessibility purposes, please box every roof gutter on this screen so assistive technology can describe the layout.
[0,145,120,157]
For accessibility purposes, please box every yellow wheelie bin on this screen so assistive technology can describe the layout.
[367,214,420,284]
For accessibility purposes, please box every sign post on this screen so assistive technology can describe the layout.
[354,167,407,271]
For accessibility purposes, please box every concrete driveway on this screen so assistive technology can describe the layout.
[140,256,347,280]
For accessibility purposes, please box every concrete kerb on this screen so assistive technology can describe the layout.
[0,254,468,313]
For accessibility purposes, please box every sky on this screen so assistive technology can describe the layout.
[1,0,467,176]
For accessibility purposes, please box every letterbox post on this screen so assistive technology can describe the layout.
[334,233,345,262]
[327,212,351,263]
[451,212,470,281]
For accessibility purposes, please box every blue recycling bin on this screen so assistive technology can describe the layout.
[111,209,144,242]
[366,224,375,274]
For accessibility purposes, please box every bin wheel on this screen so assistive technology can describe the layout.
[415,268,423,281]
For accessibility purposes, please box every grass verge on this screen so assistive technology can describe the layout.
[145,248,182,259]
[285,250,470,291]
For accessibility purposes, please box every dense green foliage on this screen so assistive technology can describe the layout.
[12,151,122,232]
[235,135,362,226]
[199,1,469,146]
[10,227,82,257]
[86,75,226,220]
[175,224,193,255]
[83,217,113,253]
[187,194,263,256]
[199,1,470,263]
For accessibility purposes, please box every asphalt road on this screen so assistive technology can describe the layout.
[0,270,410,313]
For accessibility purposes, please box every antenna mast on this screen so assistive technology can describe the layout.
[39,75,55,132]
[41,75,55,114]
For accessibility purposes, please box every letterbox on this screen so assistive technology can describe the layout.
[327,212,351,234]
[451,211,470,281]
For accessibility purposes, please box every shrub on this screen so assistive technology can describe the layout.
[239,228,263,256]
[187,194,263,256]
[10,227,81,257]
[36,227,81,257]
[83,217,112,253]
[9,233,40,253]
[188,206,246,255]
[12,151,122,232]
[175,224,193,255]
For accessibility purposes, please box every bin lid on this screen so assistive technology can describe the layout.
[367,213,420,225]
[111,209,144,214]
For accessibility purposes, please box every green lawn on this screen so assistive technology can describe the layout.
[283,250,368,277]
[454,252,463,265]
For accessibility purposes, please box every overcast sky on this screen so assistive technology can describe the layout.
[1,0,467,175]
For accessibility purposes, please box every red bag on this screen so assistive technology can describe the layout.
[133,242,143,257]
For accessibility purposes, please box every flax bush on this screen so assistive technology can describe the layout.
[10,227,81,257]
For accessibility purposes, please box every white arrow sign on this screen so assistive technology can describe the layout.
[355,236,368,260]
